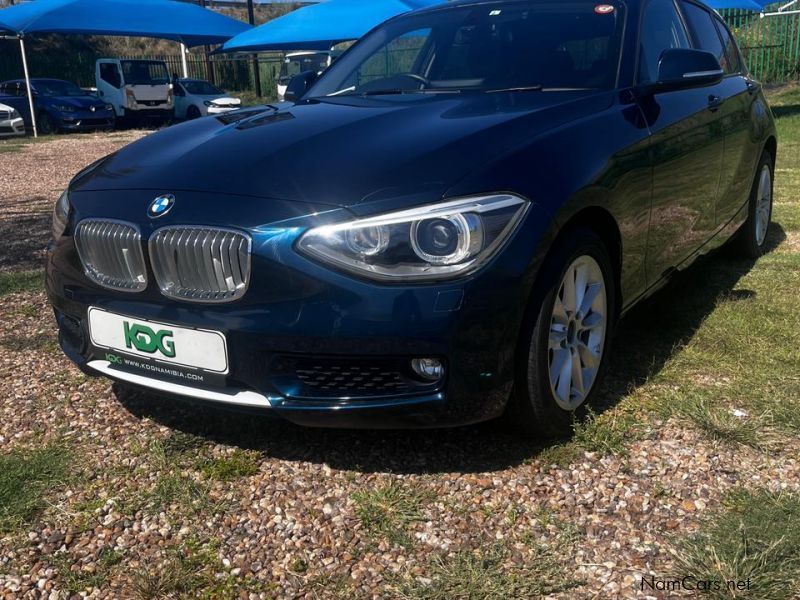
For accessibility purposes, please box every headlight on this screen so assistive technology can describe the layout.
[204,100,214,107]
[10,109,20,119]
[52,190,71,240]
[296,194,529,282]
[104,103,114,111]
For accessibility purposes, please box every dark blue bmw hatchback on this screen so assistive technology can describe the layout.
[47,0,776,435]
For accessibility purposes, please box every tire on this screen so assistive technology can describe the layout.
[733,151,774,258]
[507,228,616,439]
[186,105,201,120]
[37,112,55,135]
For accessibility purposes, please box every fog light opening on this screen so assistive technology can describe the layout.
[411,358,444,381]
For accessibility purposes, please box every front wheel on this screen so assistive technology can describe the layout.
[186,105,201,120]
[37,112,55,135]
[507,229,616,438]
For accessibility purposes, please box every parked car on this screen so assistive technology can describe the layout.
[0,101,25,138]
[173,78,242,120]
[0,79,115,134]
[96,59,173,125]
[47,0,776,435]
[277,51,332,101]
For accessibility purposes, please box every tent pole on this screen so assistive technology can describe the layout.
[180,43,189,78]
[19,36,37,138]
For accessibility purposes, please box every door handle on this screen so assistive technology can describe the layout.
[707,95,724,111]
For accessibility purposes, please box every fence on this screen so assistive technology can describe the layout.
[720,8,800,83]
[0,41,285,100]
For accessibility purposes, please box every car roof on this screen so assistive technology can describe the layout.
[408,0,632,16]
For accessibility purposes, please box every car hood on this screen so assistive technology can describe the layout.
[48,95,107,109]
[72,90,613,207]
[206,96,241,104]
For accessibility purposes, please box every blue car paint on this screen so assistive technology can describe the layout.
[45,0,776,428]
[0,78,115,132]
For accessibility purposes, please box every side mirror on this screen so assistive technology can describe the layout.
[284,70,318,102]
[641,49,723,95]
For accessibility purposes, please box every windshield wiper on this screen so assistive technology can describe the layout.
[361,88,406,96]
[485,85,543,93]
[358,88,462,97]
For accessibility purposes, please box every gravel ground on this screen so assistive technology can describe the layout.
[0,132,145,272]
[1,132,799,599]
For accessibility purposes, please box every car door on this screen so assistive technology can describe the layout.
[679,1,762,226]
[639,0,726,283]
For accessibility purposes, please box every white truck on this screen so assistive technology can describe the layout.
[95,59,174,125]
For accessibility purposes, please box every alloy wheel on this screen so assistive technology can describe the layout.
[754,164,772,247]
[548,255,608,411]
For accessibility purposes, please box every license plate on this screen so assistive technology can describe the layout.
[87,307,228,375]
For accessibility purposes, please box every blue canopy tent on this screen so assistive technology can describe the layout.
[0,0,251,136]
[221,0,443,52]
[705,0,769,9]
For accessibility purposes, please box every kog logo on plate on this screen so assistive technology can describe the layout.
[123,321,176,358]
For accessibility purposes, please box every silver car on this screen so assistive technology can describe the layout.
[0,102,25,138]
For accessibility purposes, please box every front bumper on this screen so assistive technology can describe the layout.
[122,107,174,120]
[46,198,552,429]
[0,117,25,137]
[57,111,115,131]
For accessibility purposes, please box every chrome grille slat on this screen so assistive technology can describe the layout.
[150,226,251,303]
[75,220,147,292]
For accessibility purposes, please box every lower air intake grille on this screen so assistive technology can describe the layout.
[75,220,147,292]
[149,226,251,303]
[270,356,442,400]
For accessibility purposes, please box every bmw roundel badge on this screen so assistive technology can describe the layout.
[148,194,175,218]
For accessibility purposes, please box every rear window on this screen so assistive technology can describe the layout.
[714,16,743,74]
[679,1,731,73]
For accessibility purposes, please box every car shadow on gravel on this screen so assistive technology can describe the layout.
[0,209,50,272]
[115,224,786,475]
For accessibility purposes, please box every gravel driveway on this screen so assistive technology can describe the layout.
[1,130,798,599]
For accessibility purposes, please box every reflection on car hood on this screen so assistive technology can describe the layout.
[47,95,107,109]
[72,90,612,206]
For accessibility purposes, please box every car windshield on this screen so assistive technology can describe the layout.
[182,80,224,95]
[309,0,624,97]
[121,60,170,85]
[34,80,86,97]
[280,53,331,79]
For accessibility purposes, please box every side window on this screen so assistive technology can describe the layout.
[714,16,742,74]
[638,0,691,84]
[100,63,122,88]
[680,1,729,73]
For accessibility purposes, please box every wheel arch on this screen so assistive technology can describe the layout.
[549,206,623,318]
[764,135,777,163]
